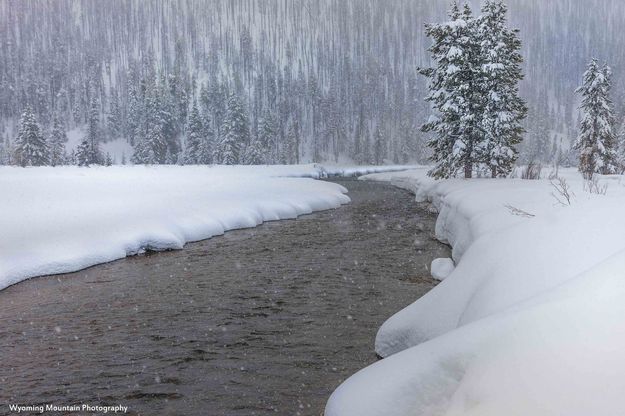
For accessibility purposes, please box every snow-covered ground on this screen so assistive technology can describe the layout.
[0,164,416,291]
[327,168,625,416]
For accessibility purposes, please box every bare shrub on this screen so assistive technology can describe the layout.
[583,176,608,195]
[521,161,542,180]
[550,177,574,206]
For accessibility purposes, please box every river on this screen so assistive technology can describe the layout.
[0,179,450,416]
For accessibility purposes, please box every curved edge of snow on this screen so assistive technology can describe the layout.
[0,165,355,291]
[327,169,625,416]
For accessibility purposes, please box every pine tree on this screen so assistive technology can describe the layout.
[77,94,103,166]
[215,92,248,165]
[49,115,67,166]
[184,102,204,164]
[258,112,278,163]
[574,59,618,178]
[421,3,481,179]
[14,106,49,166]
[243,137,265,165]
[107,87,122,140]
[132,84,167,164]
[476,0,527,177]
[282,119,301,164]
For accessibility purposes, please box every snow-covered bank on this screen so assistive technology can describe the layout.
[327,168,625,416]
[0,164,410,291]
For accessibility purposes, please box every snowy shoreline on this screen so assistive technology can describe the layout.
[326,168,625,416]
[0,164,416,292]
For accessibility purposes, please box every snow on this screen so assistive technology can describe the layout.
[0,164,411,291]
[326,168,625,416]
[430,258,454,281]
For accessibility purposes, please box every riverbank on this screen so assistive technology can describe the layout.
[327,168,625,416]
[0,164,418,291]
[0,180,449,416]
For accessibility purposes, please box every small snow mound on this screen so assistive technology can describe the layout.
[431,258,454,281]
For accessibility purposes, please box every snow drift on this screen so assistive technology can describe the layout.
[0,164,371,291]
[326,168,625,416]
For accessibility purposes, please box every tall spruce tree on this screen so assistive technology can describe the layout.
[574,59,618,178]
[421,3,481,179]
[476,0,527,177]
[108,88,123,140]
[49,116,67,166]
[184,102,204,164]
[77,94,103,165]
[14,105,49,166]
[258,112,278,163]
[215,92,248,165]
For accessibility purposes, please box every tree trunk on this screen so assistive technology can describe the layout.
[464,162,473,179]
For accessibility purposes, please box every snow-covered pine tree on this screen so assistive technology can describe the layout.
[198,122,215,165]
[373,126,385,165]
[282,118,301,164]
[14,105,49,166]
[243,136,265,165]
[257,112,278,163]
[421,3,481,179]
[107,87,123,140]
[184,102,204,164]
[215,92,248,165]
[522,92,550,164]
[476,0,527,178]
[132,84,168,164]
[574,59,618,178]
[78,94,103,165]
[49,115,67,166]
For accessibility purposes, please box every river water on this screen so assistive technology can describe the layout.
[0,179,450,416]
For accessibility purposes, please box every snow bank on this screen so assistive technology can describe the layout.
[0,163,413,290]
[327,169,625,416]
[430,258,454,281]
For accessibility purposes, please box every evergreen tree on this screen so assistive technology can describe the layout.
[283,118,301,164]
[574,59,618,178]
[184,102,204,164]
[49,116,67,166]
[215,92,248,165]
[243,137,265,165]
[257,112,278,163]
[77,94,103,165]
[476,0,527,177]
[107,87,122,140]
[14,106,49,166]
[421,3,481,179]
[132,84,168,164]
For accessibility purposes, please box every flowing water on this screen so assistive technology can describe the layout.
[0,179,450,416]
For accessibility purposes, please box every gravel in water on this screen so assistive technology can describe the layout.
[0,180,450,416]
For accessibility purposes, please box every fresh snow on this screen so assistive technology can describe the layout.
[326,168,625,416]
[430,258,454,281]
[0,164,413,291]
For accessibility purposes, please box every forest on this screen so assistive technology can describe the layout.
[2,0,625,166]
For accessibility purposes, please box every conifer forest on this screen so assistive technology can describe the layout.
[3,0,625,168]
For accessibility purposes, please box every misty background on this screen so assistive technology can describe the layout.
[0,0,623,165]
